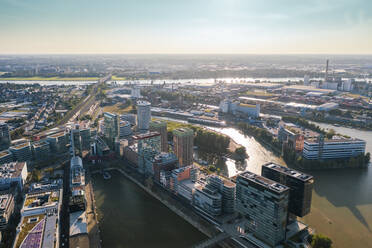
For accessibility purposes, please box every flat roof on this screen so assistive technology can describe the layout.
[238,171,289,193]
[132,131,160,140]
[263,162,313,182]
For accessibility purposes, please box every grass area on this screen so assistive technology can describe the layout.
[111,75,127,80]
[15,214,45,247]
[103,103,133,114]
[0,76,99,81]
[155,119,193,131]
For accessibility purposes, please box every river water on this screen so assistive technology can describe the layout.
[210,124,372,248]
[92,170,206,248]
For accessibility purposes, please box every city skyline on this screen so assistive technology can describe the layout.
[1,0,372,54]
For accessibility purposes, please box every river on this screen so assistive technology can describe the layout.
[92,170,206,248]
[210,123,372,248]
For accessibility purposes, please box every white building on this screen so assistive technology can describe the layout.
[131,86,141,98]
[316,102,339,111]
[303,138,366,160]
[137,101,151,132]
[0,162,27,190]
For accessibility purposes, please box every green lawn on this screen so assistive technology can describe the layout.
[0,76,99,81]
[111,75,127,80]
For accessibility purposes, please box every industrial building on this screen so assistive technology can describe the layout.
[173,128,194,167]
[262,163,314,217]
[236,171,289,247]
[137,100,151,132]
[303,137,366,160]
[150,120,168,152]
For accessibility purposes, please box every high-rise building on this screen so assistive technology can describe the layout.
[79,128,91,151]
[136,101,151,132]
[47,132,68,154]
[0,123,11,151]
[173,128,193,167]
[150,120,168,152]
[236,171,289,247]
[152,152,178,182]
[261,162,313,217]
[208,175,236,214]
[103,112,120,149]
[133,132,161,174]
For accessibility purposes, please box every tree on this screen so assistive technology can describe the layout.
[311,234,332,248]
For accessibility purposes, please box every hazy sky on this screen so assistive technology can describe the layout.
[1,0,372,54]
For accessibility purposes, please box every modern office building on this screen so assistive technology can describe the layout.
[119,121,132,138]
[47,131,68,154]
[32,140,50,161]
[133,132,161,174]
[303,137,366,160]
[9,141,32,162]
[0,194,14,230]
[0,123,11,151]
[173,128,194,167]
[150,120,168,152]
[208,175,236,214]
[0,162,28,190]
[0,150,13,165]
[137,101,151,132]
[103,112,120,149]
[262,162,314,217]
[152,152,178,182]
[80,128,91,151]
[230,102,260,118]
[193,184,222,217]
[120,114,136,126]
[236,171,289,247]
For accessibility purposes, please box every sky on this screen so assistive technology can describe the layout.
[0,0,372,54]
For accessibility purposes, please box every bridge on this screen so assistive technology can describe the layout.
[193,232,230,248]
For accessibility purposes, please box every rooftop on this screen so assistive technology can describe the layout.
[238,171,289,193]
[263,162,313,182]
[132,131,160,140]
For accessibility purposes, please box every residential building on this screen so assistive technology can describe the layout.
[137,100,151,132]
[236,171,289,247]
[173,128,194,167]
[303,137,366,160]
[262,162,314,217]
[150,120,168,152]
[0,123,11,151]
